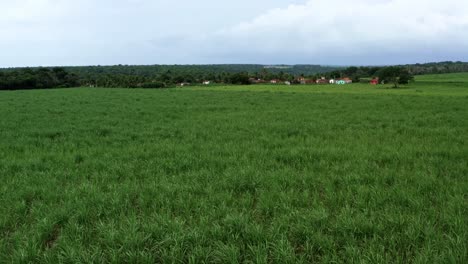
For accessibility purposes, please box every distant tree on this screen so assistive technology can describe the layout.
[352,75,361,83]
[398,70,414,85]
[260,68,269,80]
[377,66,413,88]
[229,72,250,85]
[139,82,166,89]
[344,66,358,76]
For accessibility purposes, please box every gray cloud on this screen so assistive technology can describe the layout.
[1,0,467,66]
[204,0,468,64]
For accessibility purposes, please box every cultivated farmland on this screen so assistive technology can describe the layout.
[0,75,467,263]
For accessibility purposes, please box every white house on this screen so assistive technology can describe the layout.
[329,79,335,84]
[203,81,211,85]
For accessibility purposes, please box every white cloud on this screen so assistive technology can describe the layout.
[0,0,467,66]
[0,0,302,66]
[208,0,468,64]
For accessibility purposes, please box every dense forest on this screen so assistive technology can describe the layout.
[1,61,467,90]
[404,61,468,75]
[0,65,342,89]
[62,64,342,88]
[0,68,79,90]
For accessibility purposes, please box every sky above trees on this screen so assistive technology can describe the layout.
[1,0,468,67]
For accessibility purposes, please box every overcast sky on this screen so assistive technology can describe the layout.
[1,0,468,67]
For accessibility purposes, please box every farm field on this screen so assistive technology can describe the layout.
[415,72,468,83]
[0,78,467,263]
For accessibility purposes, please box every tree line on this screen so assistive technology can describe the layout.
[1,61,467,90]
[0,68,79,90]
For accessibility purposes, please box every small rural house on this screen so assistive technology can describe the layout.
[250,78,265,84]
[316,77,328,84]
[270,79,280,84]
[370,78,379,85]
[335,78,352,85]
[203,81,211,85]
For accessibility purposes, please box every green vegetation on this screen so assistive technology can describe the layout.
[375,66,413,88]
[407,61,468,75]
[0,68,79,90]
[1,65,343,89]
[0,75,467,262]
[415,72,468,83]
[2,61,467,89]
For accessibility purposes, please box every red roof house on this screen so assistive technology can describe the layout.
[342,77,353,84]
